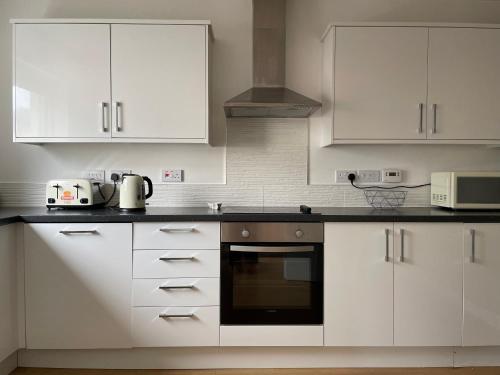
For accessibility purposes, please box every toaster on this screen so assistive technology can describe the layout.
[46,179,104,209]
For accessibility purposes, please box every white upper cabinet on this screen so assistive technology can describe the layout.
[12,20,211,144]
[321,23,500,145]
[394,223,463,346]
[324,223,394,346]
[111,24,208,141]
[331,27,428,141]
[427,28,500,140]
[14,24,111,140]
[463,224,500,346]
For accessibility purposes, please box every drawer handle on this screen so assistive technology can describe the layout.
[159,227,196,233]
[159,284,195,290]
[59,230,98,235]
[159,256,195,261]
[159,313,194,318]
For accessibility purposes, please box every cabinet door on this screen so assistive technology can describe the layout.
[394,223,463,346]
[111,25,207,141]
[463,224,500,345]
[428,28,500,140]
[14,24,111,139]
[333,27,428,140]
[324,223,394,346]
[25,224,132,349]
[0,225,17,362]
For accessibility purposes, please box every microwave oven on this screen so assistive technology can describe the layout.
[431,172,500,209]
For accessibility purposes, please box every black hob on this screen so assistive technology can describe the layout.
[221,205,322,222]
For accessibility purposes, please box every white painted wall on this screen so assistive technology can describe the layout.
[286,0,500,185]
[0,0,252,184]
[1,0,500,198]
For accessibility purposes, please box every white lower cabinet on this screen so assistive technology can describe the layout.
[133,278,219,307]
[463,224,500,346]
[0,225,18,362]
[394,223,463,346]
[131,222,221,348]
[25,223,132,349]
[324,223,394,346]
[325,222,464,347]
[133,306,219,347]
[133,249,220,278]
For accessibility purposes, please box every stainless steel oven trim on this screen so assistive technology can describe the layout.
[230,245,315,253]
[221,222,324,243]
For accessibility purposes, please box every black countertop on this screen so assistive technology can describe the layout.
[2,206,500,226]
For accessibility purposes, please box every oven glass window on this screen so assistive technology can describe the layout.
[232,252,312,310]
[457,177,500,204]
[221,244,323,325]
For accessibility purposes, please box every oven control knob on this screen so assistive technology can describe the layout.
[295,229,304,238]
[241,229,250,238]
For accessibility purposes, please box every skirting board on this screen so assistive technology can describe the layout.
[0,352,18,375]
[16,347,500,369]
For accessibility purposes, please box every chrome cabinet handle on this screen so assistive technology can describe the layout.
[159,227,196,233]
[159,313,194,318]
[114,102,122,132]
[418,103,424,134]
[400,229,405,262]
[385,228,390,262]
[159,284,195,290]
[470,229,476,263]
[431,104,437,134]
[159,256,195,261]
[100,102,109,132]
[59,230,98,235]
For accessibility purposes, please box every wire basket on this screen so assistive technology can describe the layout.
[364,190,407,209]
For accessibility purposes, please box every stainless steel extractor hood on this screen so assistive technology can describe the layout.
[224,0,321,118]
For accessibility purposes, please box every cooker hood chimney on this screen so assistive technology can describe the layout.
[224,0,321,118]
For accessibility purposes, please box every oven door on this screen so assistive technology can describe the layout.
[220,243,323,325]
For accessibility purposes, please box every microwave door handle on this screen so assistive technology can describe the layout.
[229,245,315,253]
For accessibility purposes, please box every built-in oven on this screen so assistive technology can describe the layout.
[220,222,324,325]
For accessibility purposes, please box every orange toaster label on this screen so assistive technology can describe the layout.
[60,191,75,200]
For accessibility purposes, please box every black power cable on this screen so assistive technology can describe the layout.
[348,173,430,190]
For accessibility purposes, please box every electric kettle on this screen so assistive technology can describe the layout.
[119,174,153,211]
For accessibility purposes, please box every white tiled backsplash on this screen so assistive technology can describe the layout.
[0,119,430,207]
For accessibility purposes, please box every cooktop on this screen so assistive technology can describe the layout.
[221,205,323,222]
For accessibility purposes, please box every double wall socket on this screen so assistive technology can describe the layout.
[336,169,398,184]
[162,169,183,183]
[83,170,105,184]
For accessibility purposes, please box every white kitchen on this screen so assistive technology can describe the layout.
[1,0,500,374]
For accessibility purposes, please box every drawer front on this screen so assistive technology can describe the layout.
[132,306,219,347]
[133,250,220,278]
[133,222,220,250]
[133,278,219,307]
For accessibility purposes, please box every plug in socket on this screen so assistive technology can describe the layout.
[335,170,357,184]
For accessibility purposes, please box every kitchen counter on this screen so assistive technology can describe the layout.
[0,206,222,225]
[2,206,500,226]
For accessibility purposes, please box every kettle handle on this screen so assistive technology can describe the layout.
[143,176,153,199]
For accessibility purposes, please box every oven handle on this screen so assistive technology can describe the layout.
[229,245,315,253]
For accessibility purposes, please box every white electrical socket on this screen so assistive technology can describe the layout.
[357,170,381,183]
[109,169,131,182]
[335,170,357,184]
[162,169,183,183]
[83,170,105,183]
